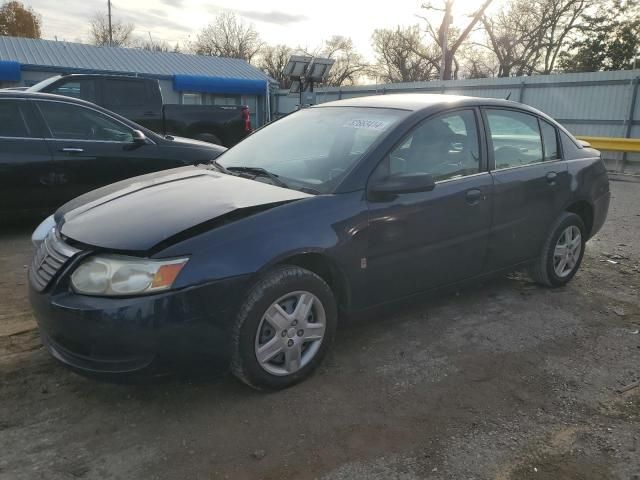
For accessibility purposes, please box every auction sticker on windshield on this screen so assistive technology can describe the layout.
[343,119,390,130]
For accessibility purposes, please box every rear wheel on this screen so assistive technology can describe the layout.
[530,212,586,287]
[231,266,337,390]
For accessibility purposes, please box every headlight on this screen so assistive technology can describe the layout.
[70,255,189,296]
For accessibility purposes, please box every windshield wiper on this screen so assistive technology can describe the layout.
[226,166,289,189]
[209,159,231,174]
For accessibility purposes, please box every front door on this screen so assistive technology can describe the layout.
[482,108,570,270]
[33,99,168,208]
[365,109,493,305]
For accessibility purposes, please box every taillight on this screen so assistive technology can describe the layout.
[242,106,252,133]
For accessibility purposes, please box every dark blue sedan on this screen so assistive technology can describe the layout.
[29,94,610,390]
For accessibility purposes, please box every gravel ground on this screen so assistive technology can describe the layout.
[1,179,639,480]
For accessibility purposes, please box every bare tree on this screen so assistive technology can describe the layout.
[457,43,499,78]
[480,0,546,76]
[371,25,440,83]
[192,12,262,62]
[321,36,368,87]
[538,0,588,74]
[480,0,588,76]
[258,44,293,88]
[88,12,134,47]
[133,38,177,53]
[420,0,494,80]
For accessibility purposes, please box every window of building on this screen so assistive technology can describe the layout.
[181,93,202,105]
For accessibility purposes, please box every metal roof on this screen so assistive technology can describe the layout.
[0,36,272,82]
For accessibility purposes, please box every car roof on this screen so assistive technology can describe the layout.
[314,93,538,113]
[0,89,93,103]
[0,90,161,139]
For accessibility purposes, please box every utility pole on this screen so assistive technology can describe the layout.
[107,0,113,47]
[439,0,453,81]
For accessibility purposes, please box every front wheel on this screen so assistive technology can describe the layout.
[231,266,337,390]
[530,212,586,287]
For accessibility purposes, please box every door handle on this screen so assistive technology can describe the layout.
[465,189,483,205]
[59,147,84,153]
[546,171,557,185]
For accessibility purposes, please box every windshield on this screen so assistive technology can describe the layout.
[218,107,409,194]
[26,76,63,92]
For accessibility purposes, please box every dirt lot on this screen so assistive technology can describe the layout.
[1,179,639,480]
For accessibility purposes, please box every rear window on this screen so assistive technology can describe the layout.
[540,120,560,160]
[0,100,34,138]
[560,131,585,160]
[104,79,147,107]
[49,79,97,103]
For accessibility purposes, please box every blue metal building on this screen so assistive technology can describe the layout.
[0,36,276,125]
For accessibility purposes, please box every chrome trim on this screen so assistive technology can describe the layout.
[29,228,81,292]
[0,135,46,140]
[435,171,491,185]
[44,138,142,145]
[490,159,561,173]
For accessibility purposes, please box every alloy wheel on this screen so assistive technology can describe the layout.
[553,225,582,278]
[254,291,326,376]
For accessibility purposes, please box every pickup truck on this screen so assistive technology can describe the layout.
[27,74,252,147]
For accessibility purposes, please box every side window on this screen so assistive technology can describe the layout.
[49,79,97,103]
[103,79,147,107]
[0,100,35,138]
[485,109,543,169]
[374,109,481,182]
[37,101,133,142]
[560,131,585,160]
[540,120,560,160]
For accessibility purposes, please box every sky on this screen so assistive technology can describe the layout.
[26,0,504,61]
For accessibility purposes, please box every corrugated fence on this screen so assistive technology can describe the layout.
[274,70,640,173]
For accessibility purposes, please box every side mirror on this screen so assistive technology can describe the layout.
[369,173,436,199]
[132,130,147,144]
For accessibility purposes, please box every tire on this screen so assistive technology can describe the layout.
[194,133,223,146]
[231,265,337,391]
[529,212,586,287]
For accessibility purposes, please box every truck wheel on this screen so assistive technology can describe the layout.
[194,133,223,146]
[231,266,337,391]
[529,212,586,287]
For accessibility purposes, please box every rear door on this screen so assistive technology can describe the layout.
[34,99,171,207]
[482,108,569,270]
[0,98,55,217]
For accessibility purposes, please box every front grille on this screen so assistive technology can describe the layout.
[29,228,81,292]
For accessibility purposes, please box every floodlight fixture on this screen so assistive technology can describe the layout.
[283,54,335,105]
[283,55,312,78]
[307,57,335,83]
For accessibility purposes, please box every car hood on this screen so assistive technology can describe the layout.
[58,167,311,252]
